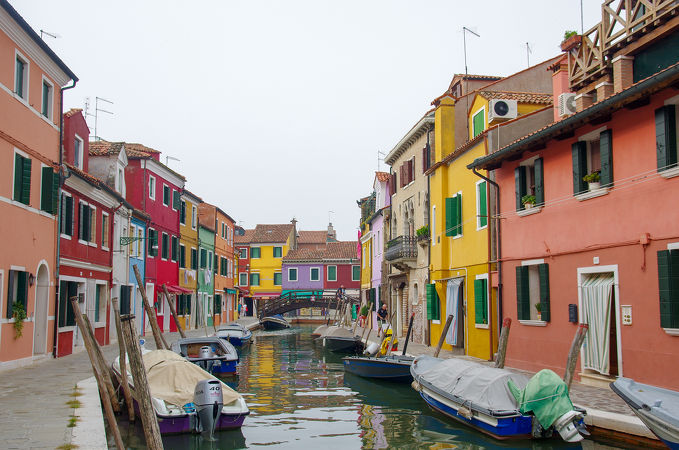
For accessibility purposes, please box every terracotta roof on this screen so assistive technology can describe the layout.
[283,247,326,261]
[65,163,133,210]
[250,224,293,243]
[375,171,390,182]
[65,163,102,186]
[125,142,161,156]
[325,241,359,260]
[235,229,255,244]
[298,230,327,244]
[454,74,503,81]
[64,108,82,118]
[478,91,553,104]
[89,140,124,156]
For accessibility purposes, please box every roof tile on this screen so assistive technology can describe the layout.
[250,224,293,243]
[479,90,553,104]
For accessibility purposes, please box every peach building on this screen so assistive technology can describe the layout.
[0,1,77,368]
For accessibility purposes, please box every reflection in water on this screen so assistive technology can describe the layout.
[117,325,621,449]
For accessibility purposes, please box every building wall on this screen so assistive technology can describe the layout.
[282,262,324,290]
[249,240,289,298]
[179,195,199,329]
[197,226,215,326]
[213,210,235,324]
[129,216,146,335]
[325,262,360,291]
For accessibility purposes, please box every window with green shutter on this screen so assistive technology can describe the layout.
[172,190,180,210]
[161,233,169,260]
[474,278,488,324]
[352,265,360,281]
[516,263,550,322]
[273,246,282,258]
[274,272,282,285]
[515,166,527,210]
[95,285,101,322]
[163,185,170,206]
[180,200,186,224]
[658,249,679,329]
[42,80,52,118]
[426,283,440,320]
[516,265,530,320]
[289,268,298,282]
[61,194,74,236]
[250,273,260,286]
[472,109,485,138]
[15,56,26,98]
[171,236,178,262]
[445,194,462,237]
[120,285,132,315]
[251,247,261,258]
[214,294,222,314]
[41,167,58,213]
[655,105,678,172]
[538,263,551,322]
[14,153,31,205]
[327,265,337,281]
[200,248,207,269]
[79,202,92,242]
[191,248,198,270]
[310,267,320,281]
[179,245,186,268]
[148,229,158,257]
[7,270,29,319]
[515,159,544,210]
[476,181,487,229]
[58,280,77,327]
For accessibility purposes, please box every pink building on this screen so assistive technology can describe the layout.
[0,1,77,368]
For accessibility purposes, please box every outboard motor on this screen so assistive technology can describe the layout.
[198,346,215,372]
[193,379,223,439]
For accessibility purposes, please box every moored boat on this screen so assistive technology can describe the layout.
[214,322,253,346]
[410,356,586,442]
[343,354,415,382]
[611,377,679,449]
[318,326,364,353]
[112,350,249,435]
[260,314,290,330]
[170,336,239,374]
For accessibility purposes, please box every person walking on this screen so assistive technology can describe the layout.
[377,303,388,337]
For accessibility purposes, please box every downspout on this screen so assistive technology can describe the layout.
[53,79,77,358]
[471,165,501,362]
[425,127,432,346]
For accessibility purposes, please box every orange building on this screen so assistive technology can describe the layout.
[0,1,77,368]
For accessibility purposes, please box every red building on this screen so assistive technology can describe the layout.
[235,227,254,316]
[323,241,360,297]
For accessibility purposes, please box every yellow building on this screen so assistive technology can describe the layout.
[178,190,201,330]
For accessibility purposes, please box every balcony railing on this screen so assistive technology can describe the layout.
[385,235,417,262]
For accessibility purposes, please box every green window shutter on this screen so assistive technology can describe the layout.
[215,295,222,314]
[426,283,440,320]
[17,271,28,309]
[274,272,282,285]
[658,250,679,329]
[599,130,613,186]
[42,82,49,116]
[516,265,530,320]
[51,169,60,214]
[455,194,462,236]
[95,286,101,322]
[352,265,360,280]
[572,141,587,194]
[21,156,31,205]
[655,106,678,171]
[474,278,488,324]
[41,167,52,212]
[473,110,484,137]
[13,154,23,202]
[478,181,487,228]
[180,201,186,223]
[515,166,526,210]
[180,245,186,268]
[15,57,24,96]
[538,263,551,322]
[58,280,66,325]
[328,266,337,281]
[534,158,544,205]
[191,248,198,270]
[162,234,169,259]
[172,191,180,210]
[171,236,178,261]
[445,197,454,236]
[78,203,84,240]
[251,247,260,258]
[200,249,207,268]
[65,196,73,236]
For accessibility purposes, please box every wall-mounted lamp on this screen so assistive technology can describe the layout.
[28,273,35,287]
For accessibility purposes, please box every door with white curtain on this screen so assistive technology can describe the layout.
[580,273,616,375]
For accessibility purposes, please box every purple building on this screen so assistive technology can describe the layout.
[282,248,326,292]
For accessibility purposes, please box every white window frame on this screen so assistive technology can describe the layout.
[148,175,156,200]
[73,134,84,170]
[162,184,170,207]
[89,205,97,247]
[288,267,298,282]
[94,281,108,326]
[327,265,337,282]
[474,273,490,329]
[191,205,197,230]
[14,49,29,103]
[274,271,282,286]
[310,267,320,282]
[239,247,248,259]
[41,75,53,120]
[431,205,436,246]
[239,272,248,286]
[101,212,110,251]
[60,191,73,240]
[476,179,488,231]
[518,258,546,326]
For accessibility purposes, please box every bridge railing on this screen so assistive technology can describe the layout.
[258,290,360,319]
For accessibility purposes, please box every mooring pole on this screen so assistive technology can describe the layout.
[402,313,415,356]
[494,317,512,369]
[433,315,454,358]
[133,265,168,350]
[162,285,186,338]
[564,323,589,390]
[112,297,135,422]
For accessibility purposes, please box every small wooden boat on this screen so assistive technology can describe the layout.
[611,377,679,449]
[112,350,249,435]
[410,356,586,442]
[318,326,364,353]
[170,337,239,375]
[343,354,415,382]
[214,322,252,346]
[260,314,290,330]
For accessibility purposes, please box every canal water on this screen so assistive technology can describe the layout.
[117,325,623,449]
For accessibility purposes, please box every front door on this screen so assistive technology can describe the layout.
[580,273,618,376]
[33,265,49,355]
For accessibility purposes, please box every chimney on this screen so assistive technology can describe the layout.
[290,218,298,250]
[550,57,572,121]
[327,222,337,242]
[613,55,634,93]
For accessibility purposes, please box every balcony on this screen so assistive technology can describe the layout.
[385,235,417,271]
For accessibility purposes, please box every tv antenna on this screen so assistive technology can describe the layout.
[40,29,59,40]
[165,156,180,167]
[526,42,532,67]
[89,96,114,141]
[377,150,386,172]
[462,27,480,76]
[328,210,335,224]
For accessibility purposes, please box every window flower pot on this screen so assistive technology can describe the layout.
[588,181,601,191]
[524,203,534,210]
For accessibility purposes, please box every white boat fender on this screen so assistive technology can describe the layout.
[553,410,584,443]
[364,342,379,356]
[411,381,421,392]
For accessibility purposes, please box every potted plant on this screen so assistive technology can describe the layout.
[416,225,429,244]
[521,194,536,209]
[12,302,26,339]
[535,302,542,321]
[583,171,601,190]
[560,30,582,52]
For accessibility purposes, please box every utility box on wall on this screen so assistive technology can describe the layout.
[568,304,578,323]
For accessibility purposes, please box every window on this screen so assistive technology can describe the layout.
[163,185,170,206]
[220,257,226,276]
[58,280,77,327]
[352,265,360,281]
[208,251,213,270]
[191,205,197,230]
[422,144,431,173]
[656,105,678,173]
[41,78,53,119]
[148,175,156,200]
[14,52,28,100]
[191,247,198,270]
[310,267,320,281]
[515,157,544,210]
[40,166,59,214]
[473,276,489,325]
[60,193,74,236]
[572,129,613,194]
[7,270,29,319]
[116,168,125,195]
[250,273,260,286]
[214,294,222,314]
[78,202,94,243]
[399,157,414,187]
[426,283,440,320]
[180,200,186,225]
[129,226,138,258]
[445,192,462,237]
[273,246,282,258]
[476,180,488,229]
[172,190,180,210]
[239,273,248,286]
[74,135,84,170]
[516,262,550,322]
[137,227,144,258]
[101,213,109,249]
[274,272,282,285]
[177,293,191,315]
[119,285,132,315]
[179,245,185,268]
[13,152,31,205]
[658,248,679,329]
[251,247,261,258]
[239,248,248,259]
[148,229,158,257]
[200,248,207,269]
[288,268,298,282]
[171,236,178,262]
[95,284,107,323]
[161,232,169,260]
[327,265,337,281]
[472,108,485,138]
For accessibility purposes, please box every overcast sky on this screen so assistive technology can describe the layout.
[14,1,600,241]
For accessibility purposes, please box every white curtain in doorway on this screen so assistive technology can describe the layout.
[581,273,615,375]
[446,278,463,346]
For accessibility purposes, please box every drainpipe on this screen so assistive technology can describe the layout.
[425,127,432,346]
[53,79,77,358]
[471,166,501,361]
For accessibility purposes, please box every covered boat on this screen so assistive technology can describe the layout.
[343,354,415,382]
[319,326,364,353]
[112,350,249,434]
[214,323,253,346]
[260,314,290,330]
[410,356,586,442]
[170,337,239,374]
[611,377,679,449]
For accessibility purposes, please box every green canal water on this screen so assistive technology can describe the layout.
[117,325,623,449]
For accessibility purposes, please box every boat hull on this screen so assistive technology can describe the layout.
[131,398,248,434]
[343,356,414,382]
[260,317,290,330]
[322,336,363,353]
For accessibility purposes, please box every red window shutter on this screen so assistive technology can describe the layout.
[400,165,405,187]
[410,158,414,183]
[391,172,397,195]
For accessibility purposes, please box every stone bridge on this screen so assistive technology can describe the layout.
[257,290,360,318]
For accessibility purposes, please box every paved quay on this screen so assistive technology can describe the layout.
[0,316,662,448]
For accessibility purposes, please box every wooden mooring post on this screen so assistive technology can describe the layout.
[494,318,512,368]
[162,285,186,338]
[133,264,169,350]
[564,323,589,390]
[120,314,164,450]
[69,297,124,449]
[433,315,454,358]
[112,297,135,422]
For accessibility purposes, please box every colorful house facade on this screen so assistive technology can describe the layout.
[178,190,201,330]
[197,223,215,327]
[128,210,149,335]
[0,1,77,368]
[235,228,254,316]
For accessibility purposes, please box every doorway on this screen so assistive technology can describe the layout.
[445,278,464,348]
[33,264,49,355]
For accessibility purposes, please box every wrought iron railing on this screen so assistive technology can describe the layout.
[385,235,417,261]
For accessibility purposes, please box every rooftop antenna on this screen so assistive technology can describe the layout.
[94,96,114,141]
[40,29,59,40]
[462,27,480,77]
[165,155,180,167]
[328,210,335,224]
[526,42,532,67]
[377,150,386,171]
[580,0,584,35]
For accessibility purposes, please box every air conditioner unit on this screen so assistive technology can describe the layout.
[488,99,518,123]
[559,93,577,117]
